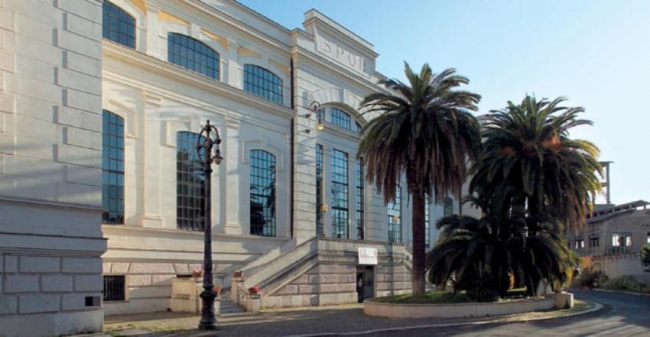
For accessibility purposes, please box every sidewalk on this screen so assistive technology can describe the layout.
[80,301,601,337]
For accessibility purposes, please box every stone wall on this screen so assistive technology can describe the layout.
[0,0,105,335]
[376,264,412,297]
[102,261,232,315]
[265,263,357,308]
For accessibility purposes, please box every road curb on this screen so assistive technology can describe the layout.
[593,288,650,297]
[286,302,604,337]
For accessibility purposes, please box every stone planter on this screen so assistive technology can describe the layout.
[170,277,221,315]
[364,293,573,319]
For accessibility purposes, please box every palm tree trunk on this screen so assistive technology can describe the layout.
[411,189,426,295]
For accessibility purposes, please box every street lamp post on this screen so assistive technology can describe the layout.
[196,120,222,331]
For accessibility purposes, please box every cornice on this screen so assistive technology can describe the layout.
[184,0,292,56]
[0,196,104,213]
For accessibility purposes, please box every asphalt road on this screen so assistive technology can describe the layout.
[366,290,650,337]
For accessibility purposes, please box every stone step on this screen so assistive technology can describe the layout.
[219,292,246,316]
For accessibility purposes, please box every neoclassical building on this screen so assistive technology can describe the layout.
[99,0,472,315]
[1,1,472,332]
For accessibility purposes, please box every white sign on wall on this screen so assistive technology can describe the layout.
[358,247,378,265]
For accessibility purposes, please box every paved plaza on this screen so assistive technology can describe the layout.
[80,296,603,337]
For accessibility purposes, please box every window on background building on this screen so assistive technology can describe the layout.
[425,196,430,248]
[316,144,324,237]
[331,149,349,239]
[177,132,207,231]
[387,186,402,243]
[574,238,585,249]
[612,232,633,247]
[331,108,351,130]
[168,33,220,80]
[356,159,364,240]
[243,64,283,104]
[589,233,600,247]
[102,110,124,224]
[612,232,633,254]
[353,121,362,132]
[102,1,136,48]
[250,150,276,237]
[647,232,650,244]
[443,197,454,217]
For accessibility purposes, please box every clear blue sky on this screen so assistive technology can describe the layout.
[239,0,650,205]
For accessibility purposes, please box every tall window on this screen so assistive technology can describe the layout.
[387,186,402,243]
[177,132,206,231]
[443,197,454,217]
[168,33,220,80]
[102,110,124,224]
[316,144,324,237]
[331,150,349,239]
[243,64,283,104]
[331,108,351,130]
[356,160,364,240]
[250,150,276,237]
[102,1,136,48]
[425,196,430,248]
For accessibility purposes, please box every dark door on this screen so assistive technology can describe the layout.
[356,265,374,303]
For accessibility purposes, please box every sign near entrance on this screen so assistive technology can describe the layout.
[358,247,377,265]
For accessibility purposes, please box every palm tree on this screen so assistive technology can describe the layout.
[358,62,482,295]
[470,96,602,233]
[427,195,578,299]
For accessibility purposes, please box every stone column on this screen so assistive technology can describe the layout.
[140,92,163,228]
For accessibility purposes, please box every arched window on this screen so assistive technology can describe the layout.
[168,33,220,80]
[250,150,276,237]
[331,150,349,238]
[102,1,136,48]
[443,197,454,217]
[243,64,283,104]
[331,108,351,130]
[387,186,402,243]
[177,132,207,231]
[102,110,124,224]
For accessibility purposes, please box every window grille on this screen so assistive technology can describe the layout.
[387,186,402,243]
[331,149,349,239]
[356,159,364,240]
[177,132,207,231]
[168,33,220,80]
[102,1,136,48]
[316,144,324,237]
[243,65,283,104]
[102,110,124,224]
[103,275,125,302]
[250,150,276,237]
[331,108,351,130]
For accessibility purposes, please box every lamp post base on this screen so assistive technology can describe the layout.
[198,289,219,330]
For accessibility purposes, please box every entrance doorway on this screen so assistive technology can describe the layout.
[356,265,374,303]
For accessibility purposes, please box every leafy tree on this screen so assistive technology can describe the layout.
[358,63,482,295]
[470,96,602,234]
[642,244,650,271]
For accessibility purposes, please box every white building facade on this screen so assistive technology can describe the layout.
[1,0,471,328]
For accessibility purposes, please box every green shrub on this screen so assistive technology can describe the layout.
[576,267,608,288]
[374,291,472,304]
[602,275,648,292]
